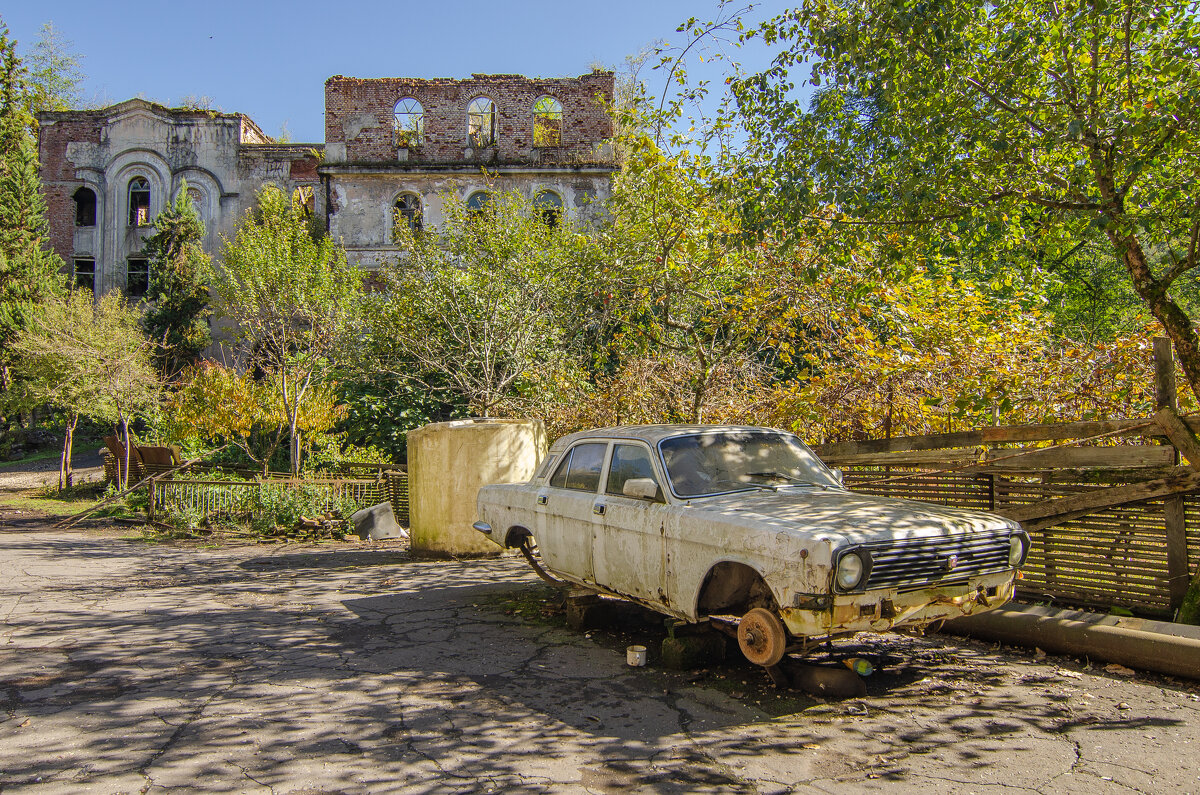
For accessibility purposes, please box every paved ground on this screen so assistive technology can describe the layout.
[1,529,1199,794]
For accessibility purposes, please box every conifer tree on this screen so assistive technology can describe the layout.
[141,181,213,377]
[0,21,63,396]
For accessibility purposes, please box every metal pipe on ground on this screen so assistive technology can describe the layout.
[943,605,1200,680]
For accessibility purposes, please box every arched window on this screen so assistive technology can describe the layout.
[393,193,422,237]
[533,190,563,228]
[394,98,424,147]
[73,187,96,227]
[186,186,206,221]
[467,97,496,148]
[532,96,563,147]
[466,191,493,214]
[128,177,151,226]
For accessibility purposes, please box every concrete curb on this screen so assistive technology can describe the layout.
[943,604,1200,680]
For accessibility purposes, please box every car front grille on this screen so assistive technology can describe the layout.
[860,530,1013,591]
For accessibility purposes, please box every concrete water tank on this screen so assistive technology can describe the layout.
[407,418,547,556]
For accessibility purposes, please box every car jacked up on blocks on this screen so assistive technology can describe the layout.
[474,425,1029,667]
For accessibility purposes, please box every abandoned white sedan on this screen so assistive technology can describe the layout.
[474,425,1028,666]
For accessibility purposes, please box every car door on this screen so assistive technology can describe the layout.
[534,441,609,583]
[592,442,670,605]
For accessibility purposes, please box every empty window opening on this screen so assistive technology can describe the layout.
[128,177,151,226]
[393,193,422,237]
[73,187,96,227]
[533,96,563,147]
[73,259,95,291]
[186,186,205,220]
[394,98,424,147]
[467,97,496,148]
[534,190,563,228]
[292,185,315,217]
[127,258,150,297]
[466,190,493,214]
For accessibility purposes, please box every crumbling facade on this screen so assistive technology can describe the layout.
[37,70,616,291]
[37,99,321,297]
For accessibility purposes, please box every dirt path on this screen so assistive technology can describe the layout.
[0,448,105,493]
[1,528,1197,793]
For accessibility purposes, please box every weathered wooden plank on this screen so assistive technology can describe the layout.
[813,416,1180,457]
[1165,495,1190,611]
[982,445,1177,470]
[1154,407,1200,469]
[998,468,1200,526]
[1155,337,1177,411]
[823,449,983,467]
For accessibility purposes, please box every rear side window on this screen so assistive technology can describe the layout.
[606,444,658,496]
[534,453,559,480]
[550,442,607,492]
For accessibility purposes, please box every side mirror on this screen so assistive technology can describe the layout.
[832,467,845,486]
[623,478,663,502]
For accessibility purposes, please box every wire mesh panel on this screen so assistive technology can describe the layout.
[386,471,410,523]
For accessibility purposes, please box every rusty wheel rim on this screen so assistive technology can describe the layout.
[737,607,787,667]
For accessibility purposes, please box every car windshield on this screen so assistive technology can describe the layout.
[659,431,840,498]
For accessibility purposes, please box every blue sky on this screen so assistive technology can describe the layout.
[4,1,798,142]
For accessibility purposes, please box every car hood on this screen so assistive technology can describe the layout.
[684,487,1017,546]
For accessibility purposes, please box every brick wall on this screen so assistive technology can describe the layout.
[325,71,614,165]
[38,117,102,265]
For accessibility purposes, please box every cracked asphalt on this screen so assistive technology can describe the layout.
[1,529,1199,794]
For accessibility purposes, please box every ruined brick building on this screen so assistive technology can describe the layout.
[37,70,616,295]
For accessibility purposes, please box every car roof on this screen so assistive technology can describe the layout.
[547,424,793,453]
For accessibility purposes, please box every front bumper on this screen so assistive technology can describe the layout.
[780,570,1017,639]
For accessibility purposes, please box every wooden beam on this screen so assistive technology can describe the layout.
[1155,407,1200,469]
[1155,336,1177,411]
[982,445,1176,471]
[813,417,1170,457]
[996,467,1200,525]
[1165,495,1189,612]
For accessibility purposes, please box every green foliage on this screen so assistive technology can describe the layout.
[243,484,358,539]
[24,22,83,112]
[335,372,468,462]
[141,180,212,377]
[735,0,1200,400]
[371,189,593,416]
[217,184,361,473]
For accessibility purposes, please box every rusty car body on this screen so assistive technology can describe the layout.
[474,425,1028,666]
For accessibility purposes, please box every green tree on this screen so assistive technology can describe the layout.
[24,22,83,112]
[734,0,1200,401]
[141,180,213,377]
[13,290,160,489]
[217,185,361,475]
[372,190,591,417]
[0,22,64,416]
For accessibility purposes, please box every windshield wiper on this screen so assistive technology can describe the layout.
[746,471,823,487]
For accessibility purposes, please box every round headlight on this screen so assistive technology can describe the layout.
[836,552,865,590]
[1008,534,1027,567]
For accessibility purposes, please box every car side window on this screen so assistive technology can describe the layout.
[606,444,659,496]
[549,450,573,488]
[534,453,559,481]
[550,442,607,492]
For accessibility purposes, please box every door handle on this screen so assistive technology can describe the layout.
[593,503,606,516]
[537,495,548,505]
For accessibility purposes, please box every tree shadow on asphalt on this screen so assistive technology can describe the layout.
[0,539,1190,792]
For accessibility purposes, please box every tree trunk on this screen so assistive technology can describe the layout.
[119,414,131,491]
[1109,229,1200,406]
[59,413,78,491]
[289,417,300,476]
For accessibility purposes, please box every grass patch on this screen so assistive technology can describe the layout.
[0,480,140,521]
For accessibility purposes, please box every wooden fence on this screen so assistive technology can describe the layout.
[814,340,1200,617]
